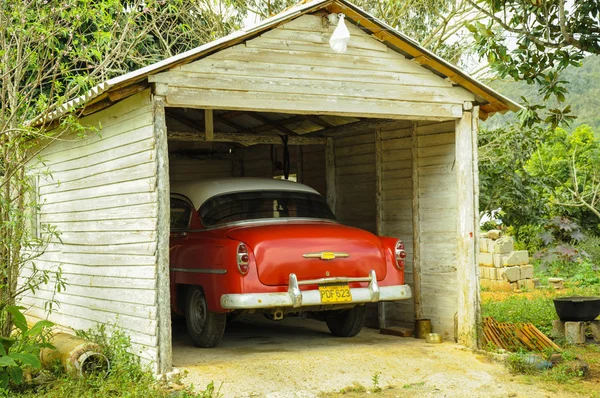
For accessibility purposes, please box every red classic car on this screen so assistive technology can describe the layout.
[169,178,411,347]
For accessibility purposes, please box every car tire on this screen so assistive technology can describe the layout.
[185,286,226,348]
[325,305,367,337]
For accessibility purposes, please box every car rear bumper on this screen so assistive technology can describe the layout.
[220,269,412,310]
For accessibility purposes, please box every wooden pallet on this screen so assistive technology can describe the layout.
[483,317,560,351]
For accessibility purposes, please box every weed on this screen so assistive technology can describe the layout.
[402,381,425,389]
[11,324,220,398]
[371,372,381,393]
[338,383,367,394]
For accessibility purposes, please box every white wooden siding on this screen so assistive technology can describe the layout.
[379,123,414,325]
[150,14,473,120]
[23,89,160,366]
[334,132,376,234]
[415,121,458,338]
[169,156,233,182]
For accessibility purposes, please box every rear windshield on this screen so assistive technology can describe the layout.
[199,190,336,226]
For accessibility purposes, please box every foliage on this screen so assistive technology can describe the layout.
[13,324,220,398]
[478,126,544,226]
[527,125,600,230]
[467,0,600,123]
[0,306,53,395]
[533,217,587,268]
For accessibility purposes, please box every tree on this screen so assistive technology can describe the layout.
[527,125,600,232]
[467,0,600,124]
[0,0,244,337]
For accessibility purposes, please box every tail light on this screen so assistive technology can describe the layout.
[237,243,250,275]
[395,240,407,269]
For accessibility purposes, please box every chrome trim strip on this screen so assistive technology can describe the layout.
[171,268,227,274]
[296,275,371,286]
[195,217,338,232]
[302,251,350,260]
[220,270,412,310]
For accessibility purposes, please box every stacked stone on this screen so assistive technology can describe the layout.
[479,230,535,292]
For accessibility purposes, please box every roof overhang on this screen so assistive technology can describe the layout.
[34,0,520,126]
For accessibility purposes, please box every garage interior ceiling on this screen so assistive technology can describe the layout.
[165,107,400,153]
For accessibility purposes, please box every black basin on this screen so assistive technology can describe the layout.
[553,296,600,321]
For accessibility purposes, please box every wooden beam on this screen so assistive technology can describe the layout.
[375,128,386,329]
[205,109,214,141]
[471,105,482,347]
[168,131,325,146]
[108,82,149,102]
[153,93,172,373]
[455,109,478,348]
[246,112,300,136]
[322,119,398,137]
[411,122,422,321]
[325,137,336,214]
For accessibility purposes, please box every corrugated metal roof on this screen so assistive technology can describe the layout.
[36,0,520,124]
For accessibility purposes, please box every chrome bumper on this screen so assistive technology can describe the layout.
[220,270,412,310]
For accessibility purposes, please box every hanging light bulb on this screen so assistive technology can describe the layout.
[329,13,350,54]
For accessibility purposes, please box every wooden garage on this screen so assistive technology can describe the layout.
[22,0,519,373]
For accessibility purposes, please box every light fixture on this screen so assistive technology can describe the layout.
[329,13,350,53]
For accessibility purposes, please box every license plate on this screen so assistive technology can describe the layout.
[319,284,352,303]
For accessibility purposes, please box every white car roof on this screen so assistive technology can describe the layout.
[171,177,320,209]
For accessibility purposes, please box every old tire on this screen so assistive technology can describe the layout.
[325,305,367,337]
[185,286,226,348]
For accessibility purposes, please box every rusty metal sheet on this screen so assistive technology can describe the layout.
[483,317,561,352]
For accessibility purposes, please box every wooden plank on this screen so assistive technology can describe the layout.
[48,218,157,233]
[325,137,336,214]
[40,203,157,223]
[27,260,156,279]
[40,177,156,204]
[155,72,473,104]
[53,231,157,245]
[172,59,455,88]
[166,87,463,121]
[168,131,325,146]
[204,109,214,141]
[40,192,157,213]
[380,327,414,337]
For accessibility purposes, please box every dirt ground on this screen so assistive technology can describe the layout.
[171,314,579,398]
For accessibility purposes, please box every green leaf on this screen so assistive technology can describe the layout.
[0,357,17,368]
[25,320,53,338]
[7,366,23,385]
[0,372,8,389]
[9,353,40,369]
[0,337,15,353]
[6,306,28,333]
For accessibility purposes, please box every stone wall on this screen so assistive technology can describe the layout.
[479,231,535,291]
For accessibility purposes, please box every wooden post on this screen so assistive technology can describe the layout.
[375,129,386,328]
[153,84,172,373]
[471,105,482,347]
[205,109,214,141]
[411,122,422,320]
[325,137,336,214]
[455,108,478,348]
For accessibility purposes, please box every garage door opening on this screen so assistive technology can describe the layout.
[164,107,447,353]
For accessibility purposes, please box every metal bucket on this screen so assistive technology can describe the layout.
[415,319,431,339]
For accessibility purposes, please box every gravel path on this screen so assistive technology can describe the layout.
[172,314,572,397]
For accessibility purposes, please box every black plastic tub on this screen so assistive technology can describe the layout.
[553,296,600,322]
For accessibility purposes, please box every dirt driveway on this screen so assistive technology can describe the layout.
[172,314,570,397]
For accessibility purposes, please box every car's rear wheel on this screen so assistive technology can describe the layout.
[185,286,226,348]
[325,305,367,337]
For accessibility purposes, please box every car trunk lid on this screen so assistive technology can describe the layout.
[226,221,386,286]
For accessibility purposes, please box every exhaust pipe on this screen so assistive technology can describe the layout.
[40,333,110,377]
[272,309,284,321]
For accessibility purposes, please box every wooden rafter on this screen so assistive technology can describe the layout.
[168,131,325,146]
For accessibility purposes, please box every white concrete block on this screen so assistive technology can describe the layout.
[503,250,529,266]
[499,266,521,282]
[480,238,490,253]
[479,252,493,267]
[494,237,514,254]
[565,322,586,344]
[493,254,506,268]
[486,230,502,240]
[520,265,534,279]
[517,279,535,291]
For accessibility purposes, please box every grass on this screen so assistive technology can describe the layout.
[8,325,219,398]
[481,285,600,336]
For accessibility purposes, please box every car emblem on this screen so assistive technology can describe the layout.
[302,251,350,260]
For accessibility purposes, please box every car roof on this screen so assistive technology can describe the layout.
[171,177,320,209]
